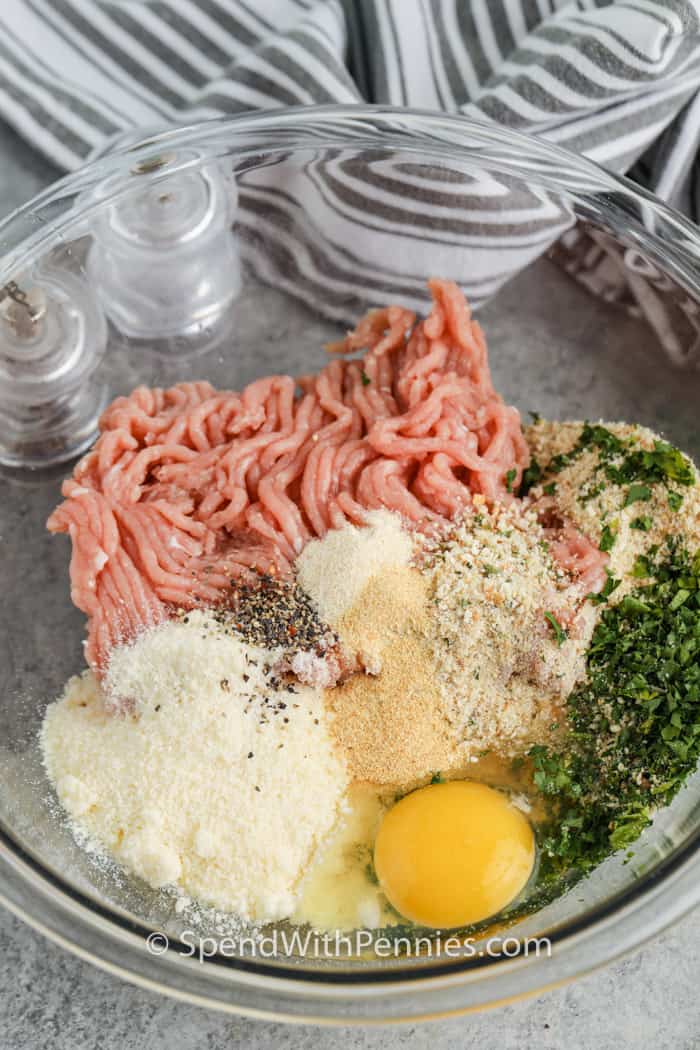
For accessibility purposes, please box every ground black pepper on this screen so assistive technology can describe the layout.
[220,575,333,653]
[176,575,343,697]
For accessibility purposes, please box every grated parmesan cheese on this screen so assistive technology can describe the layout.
[41,612,349,921]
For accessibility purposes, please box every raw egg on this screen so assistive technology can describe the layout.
[373,780,535,928]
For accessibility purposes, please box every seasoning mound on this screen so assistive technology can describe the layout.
[296,509,413,625]
[296,510,459,785]
[211,575,344,689]
[327,565,459,785]
[42,612,349,921]
[422,501,596,758]
[225,574,332,650]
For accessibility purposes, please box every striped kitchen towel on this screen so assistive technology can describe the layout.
[1,0,700,362]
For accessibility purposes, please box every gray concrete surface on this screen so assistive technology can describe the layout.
[1,120,699,1048]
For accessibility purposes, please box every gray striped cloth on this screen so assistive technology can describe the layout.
[2,0,700,363]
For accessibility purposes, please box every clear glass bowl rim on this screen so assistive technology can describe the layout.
[2,103,700,1022]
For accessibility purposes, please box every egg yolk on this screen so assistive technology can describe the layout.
[373,780,535,929]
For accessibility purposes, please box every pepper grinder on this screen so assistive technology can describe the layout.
[0,267,108,468]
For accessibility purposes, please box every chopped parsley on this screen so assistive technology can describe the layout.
[544,611,567,646]
[360,370,371,386]
[549,450,573,474]
[599,523,617,552]
[543,481,557,496]
[606,440,694,488]
[520,458,543,496]
[532,542,700,882]
[504,468,517,493]
[430,771,443,784]
[579,480,606,504]
[580,423,625,457]
[588,568,621,605]
[549,423,623,476]
[541,425,693,513]
[630,515,653,532]
[623,483,652,508]
[631,554,653,578]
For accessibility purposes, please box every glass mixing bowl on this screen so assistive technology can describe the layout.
[1,106,700,1023]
